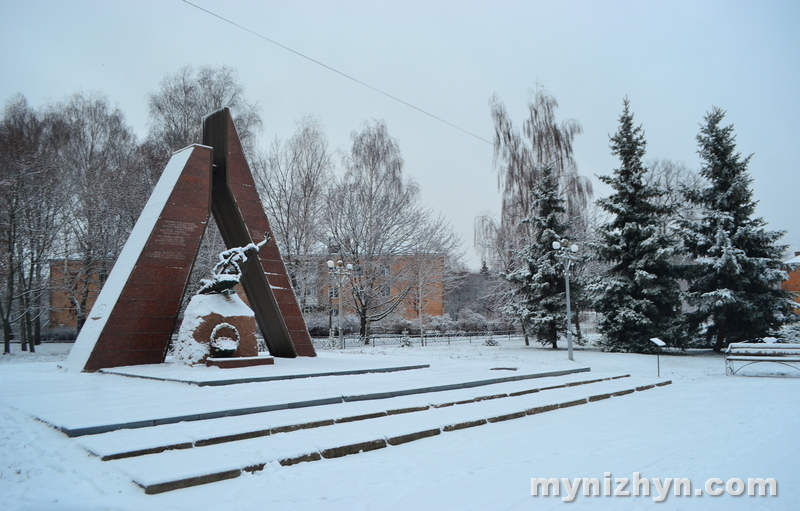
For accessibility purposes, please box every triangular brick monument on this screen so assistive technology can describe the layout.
[66,108,316,372]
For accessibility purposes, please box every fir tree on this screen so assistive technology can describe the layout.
[591,99,683,352]
[682,107,794,351]
[502,165,570,348]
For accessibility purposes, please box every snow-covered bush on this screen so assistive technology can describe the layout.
[429,314,456,333]
[487,317,513,333]
[303,312,359,337]
[303,312,332,337]
[456,309,489,332]
[41,327,77,342]
[372,314,417,335]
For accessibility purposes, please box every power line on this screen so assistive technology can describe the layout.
[181,0,493,145]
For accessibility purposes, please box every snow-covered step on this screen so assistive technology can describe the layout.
[76,372,627,460]
[106,377,671,494]
[52,367,592,437]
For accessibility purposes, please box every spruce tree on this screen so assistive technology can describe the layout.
[502,165,570,348]
[592,99,683,352]
[682,107,794,351]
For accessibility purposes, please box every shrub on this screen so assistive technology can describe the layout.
[429,314,456,333]
[455,309,489,332]
[303,312,359,336]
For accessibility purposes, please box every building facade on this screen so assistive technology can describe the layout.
[49,259,103,330]
[318,254,446,320]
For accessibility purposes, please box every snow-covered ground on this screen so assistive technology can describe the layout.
[1,339,798,510]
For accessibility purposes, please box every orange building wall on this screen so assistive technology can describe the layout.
[49,260,103,329]
[399,255,445,319]
[783,256,800,311]
[319,254,446,321]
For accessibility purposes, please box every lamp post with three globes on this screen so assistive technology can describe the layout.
[552,240,579,361]
[326,259,353,349]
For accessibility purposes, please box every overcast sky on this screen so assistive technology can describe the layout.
[2,0,798,268]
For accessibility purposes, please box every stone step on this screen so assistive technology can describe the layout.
[55,367,590,437]
[104,376,671,494]
[100,362,432,386]
[76,372,627,461]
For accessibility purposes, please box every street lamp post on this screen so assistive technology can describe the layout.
[327,259,353,349]
[552,240,579,361]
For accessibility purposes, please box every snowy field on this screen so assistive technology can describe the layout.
[1,339,798,510]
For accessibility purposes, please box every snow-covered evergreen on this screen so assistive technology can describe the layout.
[591,99,683,352]
[682,107,795,351]
[502,165,570,348]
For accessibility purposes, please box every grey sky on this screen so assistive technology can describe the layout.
[2,0,798,268]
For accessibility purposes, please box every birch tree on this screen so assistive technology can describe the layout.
[485,88,592,269]
[50,92,139,333]
[147,65,262,161]
[645,158,703,237]
[325,120,460,342]
[253,116,332,310]
[405,214,462,345]
[0,95,64,353]
[487,89,592,337]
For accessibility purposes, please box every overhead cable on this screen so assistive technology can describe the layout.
[182,0,493,145]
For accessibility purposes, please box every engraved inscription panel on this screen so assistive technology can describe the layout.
[150,220,202,261]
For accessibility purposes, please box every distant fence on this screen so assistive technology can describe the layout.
[311,330,523,349]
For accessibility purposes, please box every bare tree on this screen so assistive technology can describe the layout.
[49,92,139,333]
[146,65,263,293]
[325,120,449,342]
[486,89,593,340]
[645,158,704,230]
[405,214,463,345]
[0,95,65,353]
[14,116,63,352]
[147,65,262,161]
[445,261,504,322]
[485,89,592,269]
[253,116,332,310]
